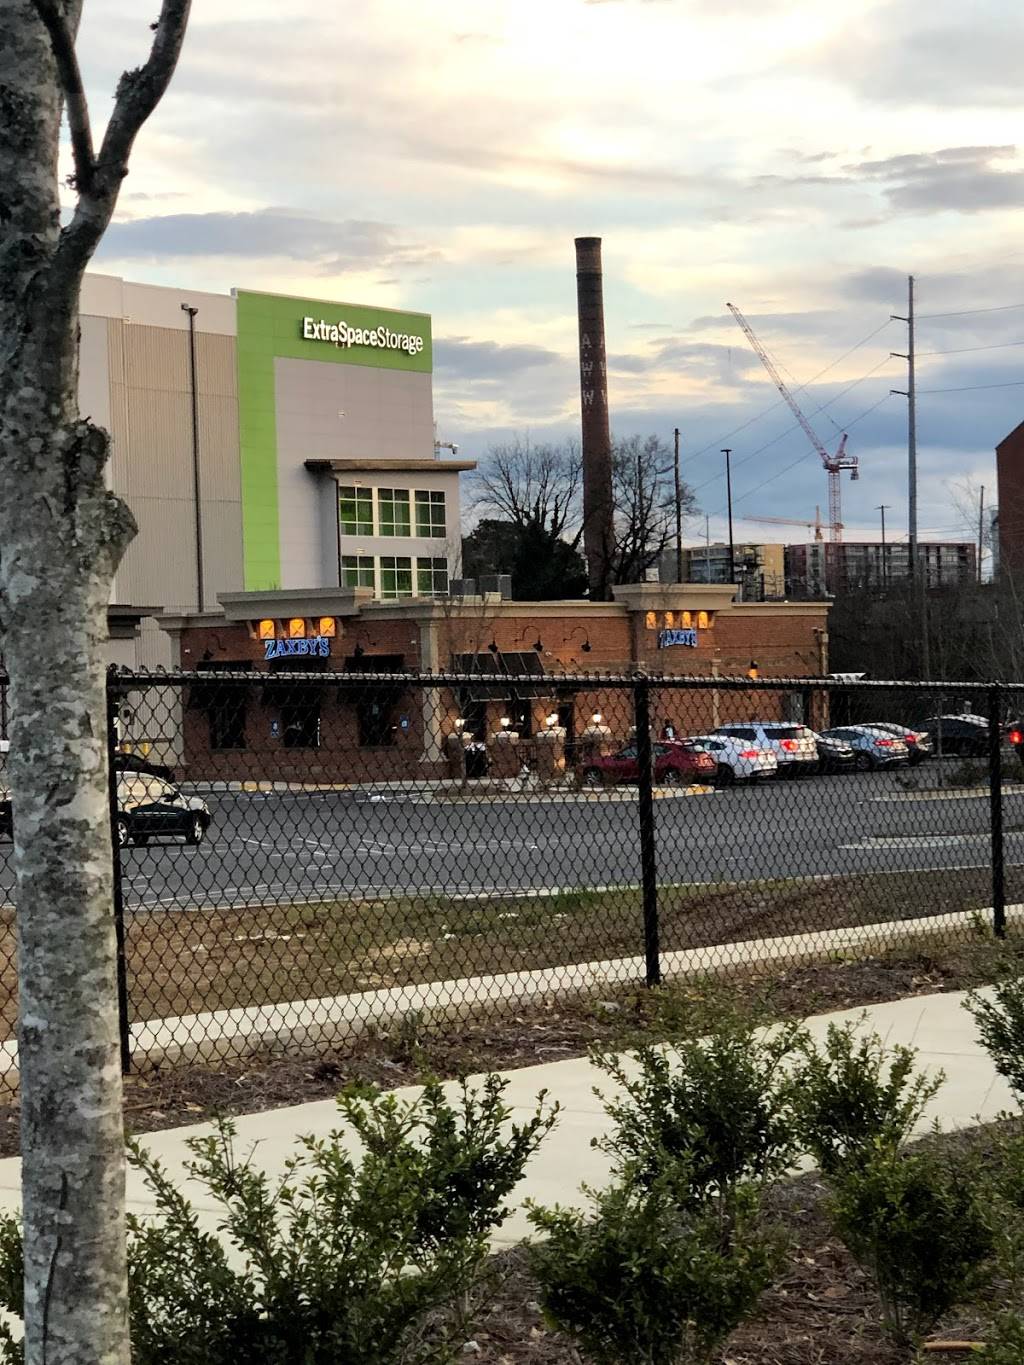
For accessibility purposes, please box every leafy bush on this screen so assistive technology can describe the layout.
[792,1019,942,1175]
[593,1012,806,1206]
[966,977,1024,1102]
[528,1175,779,1365]
[0,1076,557,1365]
[981,1313,1024,1364]
[828,1144,993,1348]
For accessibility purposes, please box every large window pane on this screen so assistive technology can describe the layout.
[338,485,372,536]
[378,488,411,537]
[341,555,375,589]
[416,556,448,597]
[380,555,413,598]
[414,489,446,538]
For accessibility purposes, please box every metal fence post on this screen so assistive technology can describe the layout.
[106,674,132,1071]
[633,678,661,986]
[989,683,1007,939]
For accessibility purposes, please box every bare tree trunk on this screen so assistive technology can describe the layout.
[0,4,190,1359]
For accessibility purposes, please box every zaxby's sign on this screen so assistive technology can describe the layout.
[658,628,698,649]
[264,636,331,661]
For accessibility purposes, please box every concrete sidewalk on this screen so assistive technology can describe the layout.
[0,988,1014,1247]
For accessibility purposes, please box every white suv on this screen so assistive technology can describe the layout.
[714,721,818,776]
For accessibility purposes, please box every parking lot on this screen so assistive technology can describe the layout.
[0,763,1009,913]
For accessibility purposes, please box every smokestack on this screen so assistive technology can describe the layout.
[575,236,615,601]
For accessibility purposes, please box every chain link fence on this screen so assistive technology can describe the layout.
[1,669,1022,1070]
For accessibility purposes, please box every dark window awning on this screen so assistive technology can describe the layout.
[450,650,548,701]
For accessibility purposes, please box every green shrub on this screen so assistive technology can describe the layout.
[967,978,1024,1102]
[593,1012,806,1207]
[792,1020,942,1175]
[0,1076,557,1365]
[527,1175,779,1365]
[828,1144,993,1348]
[981,1313,1024,1363]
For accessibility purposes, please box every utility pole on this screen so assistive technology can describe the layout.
[878,504,890,588]
[673,427,684,584]
[891,275,928,677]
[978,485,986,584]
[722,449,736,593]
[704,514,711,582]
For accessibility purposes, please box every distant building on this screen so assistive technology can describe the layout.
[785,541,977,597]
[660,542,786,600]
[997,419,1024,579]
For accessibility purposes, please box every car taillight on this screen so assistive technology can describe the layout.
[1010,730,1023,745]
[873,738,893,747]
[739,749,761,759]
[780,739,798,751]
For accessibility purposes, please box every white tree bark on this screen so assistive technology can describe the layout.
[0,4,190,1360]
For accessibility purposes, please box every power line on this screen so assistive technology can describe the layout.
[918,302,1024,320]
[918,339,1024,357]
[917,379,1024,395]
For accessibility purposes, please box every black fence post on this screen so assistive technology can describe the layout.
[633,677,661,987]
[989,683,1007,940]
[106,673,132,1072]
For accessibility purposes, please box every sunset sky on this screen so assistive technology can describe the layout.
[78,0,1024,552]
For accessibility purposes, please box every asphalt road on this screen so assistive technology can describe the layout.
[6,766,1010,913]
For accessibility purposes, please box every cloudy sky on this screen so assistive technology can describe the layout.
[79,0,1024,553]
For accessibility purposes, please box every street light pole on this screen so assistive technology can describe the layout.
[878,503,890,588]
[673,427,683,584]
[722,448,735,591]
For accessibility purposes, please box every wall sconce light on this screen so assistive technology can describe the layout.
[454,717,466,731]
[564,625,592,653]
[488,640,500,654]
[353,643,365,659]
[545,712,559,728]
[534,638,544,653]
[500,716,511,729]
[318,616,337,638]
[257,619,275,641]
[591,711,603,725]
[747,660,760,680]
[288,617,306,639]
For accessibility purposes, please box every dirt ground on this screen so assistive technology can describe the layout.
[0,928,1017,1157]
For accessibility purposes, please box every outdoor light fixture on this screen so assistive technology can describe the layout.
[318,617,337,638]
[500,716,511,729]
[353,643,365,659]
[288,617,306,639]
[747,660,760,680]
[257,619,275,641]
[591,711,603,725]
[533,638,544,653]
[454,718,466,730]
[545,712,559,728]
[488,640,500,654]
[564,625,592,653]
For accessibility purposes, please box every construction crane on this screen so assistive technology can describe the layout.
[740,509,825,541]
[726,302,858,542]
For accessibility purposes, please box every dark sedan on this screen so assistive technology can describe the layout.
[0,776,211,847]
[869,723,933,765]
[920,714,989,758]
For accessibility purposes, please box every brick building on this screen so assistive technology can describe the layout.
[150,583,831,783]
[997,419,1024,581]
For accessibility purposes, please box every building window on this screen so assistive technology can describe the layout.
[380,555,413,598]
[339,485,372,536]
[341,555,375,590]
[281,700,321,749]
[357,697,395,747]
[414,489,446,538]
[378,487,411,537]
[416,556,448,597]
[195,661,251,751]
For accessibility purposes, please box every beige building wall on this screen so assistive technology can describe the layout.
[79,274,243,665]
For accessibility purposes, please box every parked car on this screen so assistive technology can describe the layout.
[819,725,909,770]
[0,777,213,847]
[868,722,933,765]
[921,714,989,758]
[113,751,176,783]
[116,775,211,847]
[686,734,778,785]
[814,732,856,773]
[579,740,716,789]
[714,722,818,777]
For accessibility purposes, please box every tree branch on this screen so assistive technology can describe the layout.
[55,0,192,274]
[31,0,95,195]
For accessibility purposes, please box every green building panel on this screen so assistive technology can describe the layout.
[235,290,433,590]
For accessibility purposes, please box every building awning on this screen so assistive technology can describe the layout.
[451,650,548,701]
[305,458,477,474]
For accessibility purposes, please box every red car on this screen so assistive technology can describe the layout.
[580,740,716,789]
